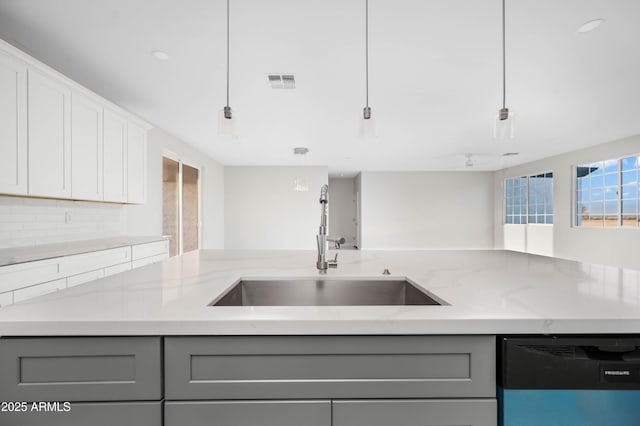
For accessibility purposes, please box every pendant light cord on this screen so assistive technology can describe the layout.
[226,0,230,108]
[365,0,369,108]
[501,0,506,110]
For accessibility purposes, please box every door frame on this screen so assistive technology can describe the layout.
[162,150,202,255]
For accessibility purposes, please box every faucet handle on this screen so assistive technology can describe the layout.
[328,253,338,268]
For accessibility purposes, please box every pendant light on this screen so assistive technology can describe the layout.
[359,0,376,140]
[494,0,514,139]
[218,0,236,137]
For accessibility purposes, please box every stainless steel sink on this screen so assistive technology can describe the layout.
[209,278,446,306]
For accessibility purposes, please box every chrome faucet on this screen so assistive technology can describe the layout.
[316,184,345,273]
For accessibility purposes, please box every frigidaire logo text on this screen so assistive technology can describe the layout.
[604,370,631,376]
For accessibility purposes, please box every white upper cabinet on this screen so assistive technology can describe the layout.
[0,39,150,204]
[27,68,72,199]
[127,121,147,204]
[0,50,28,195]
[103,108,128,203]
[71,92,104,201]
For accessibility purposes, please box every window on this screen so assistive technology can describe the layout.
[576,155,640,228]
[622,156,639,227]
[528,173,554,224]
[505,172,553,225]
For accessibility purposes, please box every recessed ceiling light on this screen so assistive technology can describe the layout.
[577,19,604,33]
[151,50,170,60]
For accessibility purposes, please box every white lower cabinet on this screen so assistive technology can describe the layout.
[132,240,170,268]
[0,240,167,306]
[13,279,67,303]
[67,269,105,288]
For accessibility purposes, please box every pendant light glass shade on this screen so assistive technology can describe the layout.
[359,107,376,140]
[218,108,236,137]
[494,108,515,139]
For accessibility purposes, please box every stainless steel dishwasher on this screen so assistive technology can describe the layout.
[498,335,640,426]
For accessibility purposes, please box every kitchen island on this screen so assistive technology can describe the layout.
[0,249,639,426]
[0,249,638,335]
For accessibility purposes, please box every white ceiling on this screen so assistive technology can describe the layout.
[0,0,638,175]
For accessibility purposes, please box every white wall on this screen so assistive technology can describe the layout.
[328,177,357,246]
[494,134,640,269]
[224,166,328,249]
[125,127,225,249]
[0,196,124,248]
[360,171,495,249]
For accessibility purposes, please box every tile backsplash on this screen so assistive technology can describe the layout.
[0,196,125,248]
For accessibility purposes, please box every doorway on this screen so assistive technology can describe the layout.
[328,177,358,249]
[162,155,200,257]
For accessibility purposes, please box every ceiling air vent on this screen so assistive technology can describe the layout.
[267,74,295,89]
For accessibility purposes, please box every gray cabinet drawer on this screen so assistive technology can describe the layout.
[165,335,495,400]
[165,400,331,426]
[333,399,497,426]
[0,401,161,426]
[0,337,161,402]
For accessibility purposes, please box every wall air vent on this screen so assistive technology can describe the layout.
[266,74,296,89]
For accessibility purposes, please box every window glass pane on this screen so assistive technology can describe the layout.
[590,175,603,188]
[604,173,618,187]
[604,187,618,201]
[604,159,619,174]
[591,188,604,201]
[622,170,636,185]
[622,156,636,171]
[622,184,636,200]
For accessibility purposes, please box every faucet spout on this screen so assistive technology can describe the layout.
[316,185,340,273]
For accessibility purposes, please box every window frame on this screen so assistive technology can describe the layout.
[574,154,640,229]
[504,171,554,226]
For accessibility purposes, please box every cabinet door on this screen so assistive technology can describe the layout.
[27,69,71,198]
[333,400,497,426]
[0,50,27,195]
[71,93,103,201]
[165,400,330,426]
[0,337,162,402]
[164,336,495,400]
[103,108,127,202]
[126,121,146,204]
[0,401,161,426]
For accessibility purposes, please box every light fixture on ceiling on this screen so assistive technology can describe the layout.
[151,50,169,60]
[494,0,515,140]
[578,18,605,33]
[293,147,310,192]
[218,0,236,138]
[359,0,376,140]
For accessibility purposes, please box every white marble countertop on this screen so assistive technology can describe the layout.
[0,249,639,336]
[0,236,170,267]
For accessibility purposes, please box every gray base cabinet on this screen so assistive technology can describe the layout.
[165,400,331,426]
[164,335,497,426]
[0,402,161,426]
[333,399,497,426]
[0,337,162,426]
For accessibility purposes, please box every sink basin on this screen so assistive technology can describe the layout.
[209,278,445,306]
